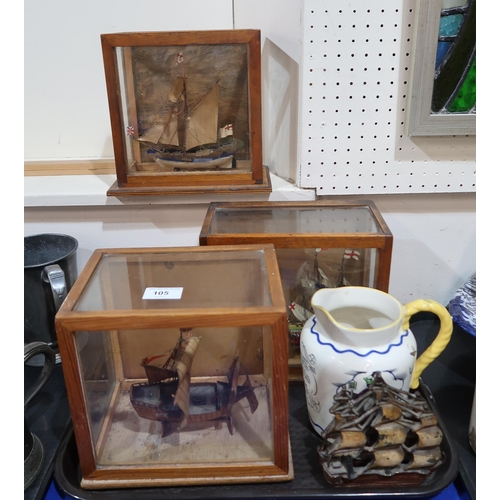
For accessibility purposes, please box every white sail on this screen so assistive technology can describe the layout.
[318,267,332,288]
[158,108,179,145]
[289,301,314,323]
[173,336,201,429]
[139,108,179,146]
[169,77,185,102]
[138,76,185,146]
[185,84,219,150]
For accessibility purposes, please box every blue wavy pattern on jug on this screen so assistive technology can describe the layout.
[309,317,409,357]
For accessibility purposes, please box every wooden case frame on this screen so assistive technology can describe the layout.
[55,245,291,488]
[199,200,393,380]
[200,200,393,291]
[101,30,271,196]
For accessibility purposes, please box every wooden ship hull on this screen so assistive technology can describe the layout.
[148,138,243,171]
[129,331,259,438]
[130,375,258,437]
[152,152,235,171]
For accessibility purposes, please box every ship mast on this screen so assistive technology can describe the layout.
[178,54,189,157]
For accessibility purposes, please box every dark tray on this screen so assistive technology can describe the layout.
[53,381,458,499]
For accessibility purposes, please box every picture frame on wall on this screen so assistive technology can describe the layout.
[101,30,271,196]
[406,0,476,136]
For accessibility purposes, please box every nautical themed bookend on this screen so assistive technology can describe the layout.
[318,372,445,486]
[300,287,453,436]
[101,30,271,196]
[55,245,292,488]
[199,200,393,380]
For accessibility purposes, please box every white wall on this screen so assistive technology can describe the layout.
[342,193,476,304]
[24,0,234,160]
[24,178,475,306]
[23,0,476,308]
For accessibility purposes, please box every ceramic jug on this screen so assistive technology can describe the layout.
[300,286,453,436]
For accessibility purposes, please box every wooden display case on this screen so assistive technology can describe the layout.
[55,245,291,488]
[101,30,272,196]
[199,201,393,380]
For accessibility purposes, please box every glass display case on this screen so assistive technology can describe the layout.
[101,30,272,196]
[55,245,291,488]
[199,201,393,380]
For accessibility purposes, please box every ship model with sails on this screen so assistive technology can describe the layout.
[287,248,360,346]
[134,53,243,171]
[130,328,259,438]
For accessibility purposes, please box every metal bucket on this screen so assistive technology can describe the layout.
[24,233,78,361]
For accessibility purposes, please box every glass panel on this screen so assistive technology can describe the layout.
[448,58,476,112]
[276,247,378,350]
[435,41,452,68]
[209,206,382,235]
[442,0,467,8]
[439,13,463,37]
[75,250,271,311]
[115,44,251,175]
[116,47,135,174]
[76,331,116,446]
[432,0,475,114]
[79,326,273,467]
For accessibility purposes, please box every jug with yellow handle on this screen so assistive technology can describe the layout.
[300,286,452,436]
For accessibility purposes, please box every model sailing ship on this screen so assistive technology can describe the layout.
[134,53,242,171]
[287,249,359,346]
[130,328,259,438]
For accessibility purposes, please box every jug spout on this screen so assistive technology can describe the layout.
[311,287,405,348]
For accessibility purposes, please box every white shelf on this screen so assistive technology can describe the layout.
[24,172,316,207]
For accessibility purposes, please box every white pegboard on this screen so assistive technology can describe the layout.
[298,0,476,195]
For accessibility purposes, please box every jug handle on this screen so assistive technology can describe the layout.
[24,342,56,409]
[402,299,453,390]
